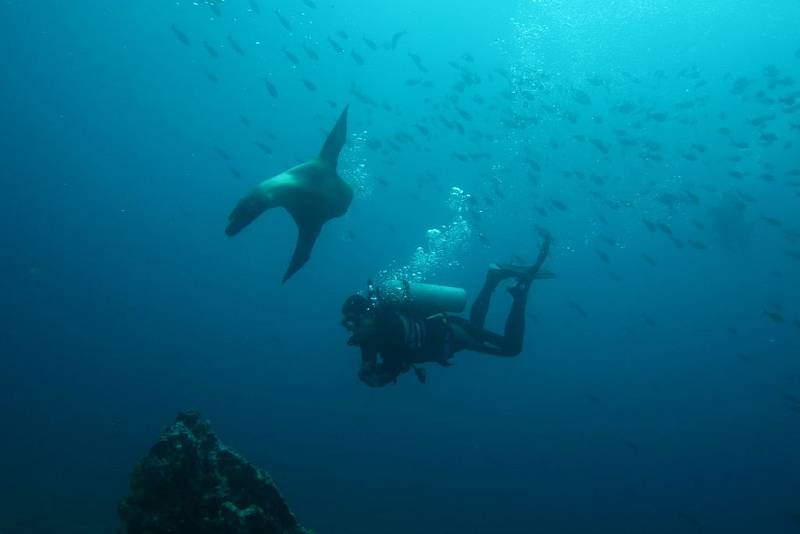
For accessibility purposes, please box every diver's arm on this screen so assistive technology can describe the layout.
[358,347,399,387]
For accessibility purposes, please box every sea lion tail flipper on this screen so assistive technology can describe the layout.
[318,105,348,169]
[283,218,323,283]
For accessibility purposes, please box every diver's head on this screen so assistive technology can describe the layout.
[341,294,371,345]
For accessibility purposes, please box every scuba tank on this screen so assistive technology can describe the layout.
[376,279,467,317]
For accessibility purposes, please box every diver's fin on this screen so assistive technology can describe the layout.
[525,233,552,282]
[490,264,555,281]
[490,234,553,283]
[283,216,323,283]
[318,105,348,169]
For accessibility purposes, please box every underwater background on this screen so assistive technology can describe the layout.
[2,0,800,532]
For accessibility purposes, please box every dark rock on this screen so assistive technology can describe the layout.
[119,410,310,534]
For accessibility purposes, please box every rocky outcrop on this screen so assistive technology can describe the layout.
[119,410,310,534]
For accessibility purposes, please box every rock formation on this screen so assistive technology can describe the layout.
[119,410,310,534]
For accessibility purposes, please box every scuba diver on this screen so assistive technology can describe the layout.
[341,235,552,387]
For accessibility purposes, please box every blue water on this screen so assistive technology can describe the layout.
[2,0,800,532]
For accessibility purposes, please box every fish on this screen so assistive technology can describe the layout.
[365,139,383,151]
[748,114,776,127]
[239,115,251,128]
[572,89,591,106]
[264,78,279,99]
[409,52,428,73]
[302,43,319,61]
[282,48,300,65]
[569,301,588,318]
[641,218,657,232]
[688,239,707,250]
[595,249,610,263]
[208,1,222,17]
[391,31,407,50]
[760,215,782,227]
[731,77,751,94]
[351,50,364,66]
[327,37,343,54]
[336,30,349,40]
[587,75,606,87]
[616,101,637,114]
[455,106,472,121]
[254,141,272,155]
[362,37,378,50]
[350,85,377,106]
[248,0,261,14]
[214,146,231,160]
[655,222,673,236]
[300,77,317,91]
[783,230,800,244]
[204,71,219,84]
[227,34,245,56]
[302,0,317,7]
[763,309,784,324]
[641,254,657,266]
[274,9,292,32]
[590,139,609,153]
[169,24,191,46]
[551,199,568,212]
[598,234,616,247]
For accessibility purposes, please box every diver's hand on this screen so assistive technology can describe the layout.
[413,366,427,384]
[225,189,270,236]
[358,362,394,388]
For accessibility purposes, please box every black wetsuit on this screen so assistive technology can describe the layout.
[358,273,532,387]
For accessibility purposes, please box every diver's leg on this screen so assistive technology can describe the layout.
[469,270,503,328]
[471,234,551,328]
[449,318,508,356]
[457,282,532,357]
[499,282,531,356]
[499,235,551,355]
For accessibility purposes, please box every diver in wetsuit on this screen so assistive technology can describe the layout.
[341,235,552,387]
